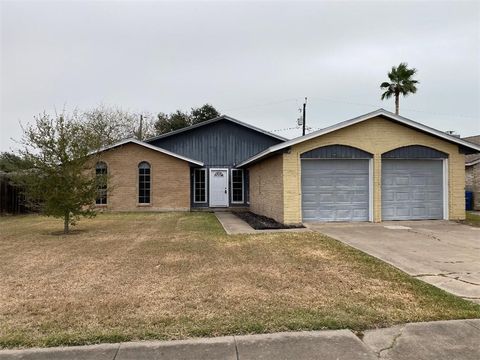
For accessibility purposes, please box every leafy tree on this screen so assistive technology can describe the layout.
[14,112,106,234]
[0,152,28,173]
[190,103,220,124]
[154,110,191,135]
[154,104,220,135]
[380,62,419,115]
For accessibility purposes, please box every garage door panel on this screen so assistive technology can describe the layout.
[302,159,370,222]
[382,160,443,220]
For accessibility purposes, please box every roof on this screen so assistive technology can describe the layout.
[145,115,288,142]
[237,108,480,167]
[463,135,480,166]
[90,138,204,166]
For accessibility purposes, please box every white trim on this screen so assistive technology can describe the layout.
[230,169,244,204]
[193,168,208,204]
[137,161,151,205]
[91,138,204,166]
[145,115,287,142]
[238,108,480,167]
[369,158,374,222]
[443,159,449,220]
[209,168,229,207]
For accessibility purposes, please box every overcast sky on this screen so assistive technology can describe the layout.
[1,0,479,151]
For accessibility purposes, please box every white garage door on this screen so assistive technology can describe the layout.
[382,160,444,220]
[301,159,370,222]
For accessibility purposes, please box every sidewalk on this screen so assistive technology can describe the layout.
[0,319,478,360]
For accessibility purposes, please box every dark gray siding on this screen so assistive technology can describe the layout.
[382,145,448,159]
[148,120,282,166]
[301,145,373,159]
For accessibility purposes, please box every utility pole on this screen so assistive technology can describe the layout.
[302,97,307,136]
[139,114,143,140]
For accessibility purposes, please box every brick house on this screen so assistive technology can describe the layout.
[464,135,480,210]
[92,109,480,223]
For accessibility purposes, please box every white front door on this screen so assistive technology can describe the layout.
[209,169,229,207]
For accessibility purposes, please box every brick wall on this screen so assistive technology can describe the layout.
[248,154,284,223]
[466,164,480,210]
[281,116,465,223]
[92,143,191,211]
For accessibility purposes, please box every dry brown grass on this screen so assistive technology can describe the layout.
[1,212,479,348]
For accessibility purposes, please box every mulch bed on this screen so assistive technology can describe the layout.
[234,211,304,230]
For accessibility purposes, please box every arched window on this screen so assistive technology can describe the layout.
[95,162,108,205]
[138,162,151,204]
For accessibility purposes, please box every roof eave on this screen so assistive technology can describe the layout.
[144,115,288,143]
[90,138,204,166]
[238,109,480,167]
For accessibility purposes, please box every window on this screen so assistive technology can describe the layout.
[194,168,207,203]
[138,162,151,204]
[95,162,107,205]
[231,169,243,203]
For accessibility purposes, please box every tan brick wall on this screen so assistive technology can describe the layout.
[466,164,480,210]
[248,154,284,223]
[92,143,190,211]
[281,116,465,224]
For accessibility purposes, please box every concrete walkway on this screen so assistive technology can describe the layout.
[1,320,478,359]
[214,211,310,235]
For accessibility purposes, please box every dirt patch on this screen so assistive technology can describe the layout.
[234,211,304,230]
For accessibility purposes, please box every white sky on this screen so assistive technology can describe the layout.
[1,0,479,151]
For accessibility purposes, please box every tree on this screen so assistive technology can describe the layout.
[154,110,191,134]
[83,105,155,145]
[14,112,105,234]
[380,62,419,115]
[154,104,220,135]
[0,152,28,173]
[190,103,220,124]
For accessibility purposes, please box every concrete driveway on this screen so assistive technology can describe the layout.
[306,221,480,303]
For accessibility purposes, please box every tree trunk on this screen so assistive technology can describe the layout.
[64,212,69,234]
[395,93,400,115]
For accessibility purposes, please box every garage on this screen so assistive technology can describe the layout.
[301,145,372,222]
[381,146,447,220]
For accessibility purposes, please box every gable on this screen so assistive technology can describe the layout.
[147,119,284,166]
[238,109,480,167]
[290,116,462,157]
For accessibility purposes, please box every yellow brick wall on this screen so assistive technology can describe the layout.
[92,143,191,211]
[249,154,284,223]
[281,116,465,224]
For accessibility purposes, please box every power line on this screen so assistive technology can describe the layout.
[308,95,479,120]
[223,95,478,120]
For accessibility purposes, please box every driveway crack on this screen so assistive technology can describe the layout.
[407,228,441,242]
[377,325,405,358]
[233,335,240,360]
[112,343,121,360]
[414,273,480,286]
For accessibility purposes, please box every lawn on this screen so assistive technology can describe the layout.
[462,211,480,227]
[0,212,479,348]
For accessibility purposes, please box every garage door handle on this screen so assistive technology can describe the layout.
[224,188,227,194]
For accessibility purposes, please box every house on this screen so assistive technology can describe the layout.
[464,135,480,210]
[92,109,480,223]
[92,115,285,211]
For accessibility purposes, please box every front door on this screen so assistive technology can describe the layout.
[209,169,229,207]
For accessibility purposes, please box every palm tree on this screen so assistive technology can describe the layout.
[380,63,419,115]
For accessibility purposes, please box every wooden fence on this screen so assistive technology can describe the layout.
[0,172,28,214]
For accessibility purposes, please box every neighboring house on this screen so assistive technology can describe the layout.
[92,109,480,223]
[464,135,480,210]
